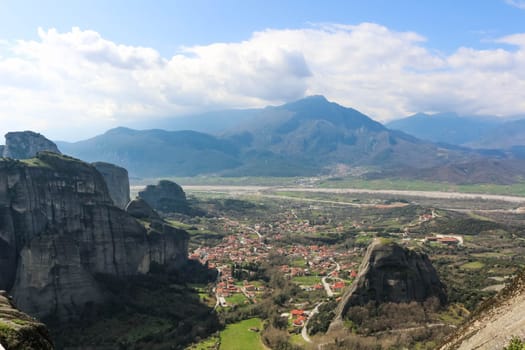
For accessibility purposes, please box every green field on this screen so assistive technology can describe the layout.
[319,177,525,196]
[291,275,321,285]
[133,176,300,186]
[219,318,265,350]
[460,261,485,270]
[225,293,249,306]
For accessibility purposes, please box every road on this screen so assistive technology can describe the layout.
[302,260,341,343]
[321,260,341,298]
[302,302,323,343]
[213,268,222,310]
[245,225,262,239]
[321,276,334,297]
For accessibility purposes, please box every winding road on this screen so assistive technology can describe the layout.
[302,260,341,343]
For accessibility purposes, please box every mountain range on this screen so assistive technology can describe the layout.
[57,96,525,183]
[387,112,525,151]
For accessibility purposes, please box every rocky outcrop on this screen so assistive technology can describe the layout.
[0,152,188,320]
[438,271,525,350]
[332,239,446,326]
[3,131,60,159]
[0,291,54,349]
[126,198,161,220]
[139,180,189,213]
[92,161,130,209]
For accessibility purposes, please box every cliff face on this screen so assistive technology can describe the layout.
[0,291,54,350]
[0,152,188,320]
[92,161,130,209]
[3,131,61,159]
[438,271,525,350]
[333,240,447,324]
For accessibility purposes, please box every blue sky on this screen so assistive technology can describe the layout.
[0,0,525,140]
[2,0,524,54]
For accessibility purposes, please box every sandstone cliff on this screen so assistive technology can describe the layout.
[92,161,130,209]
[0,152,188,320]
[438,270,525,350]
[0,291,53,350]
[332,239,446,327]
[2,131,60,159]
[139,180,190,214]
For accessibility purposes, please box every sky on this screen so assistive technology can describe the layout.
[1,0,525,140]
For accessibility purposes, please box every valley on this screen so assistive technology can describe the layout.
[144,183,525,350]
[2,131,525,349]
[2,3,525,349]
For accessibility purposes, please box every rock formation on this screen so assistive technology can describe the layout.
[438,271,525,350]
[0,152,188,320]
[2,131,61,159]
[92,161,130,209]
[332,239,447,326]
[138,180,189,213]
[126,198,161,220]
[0,291,54,349]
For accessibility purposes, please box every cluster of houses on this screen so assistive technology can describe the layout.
[189,232,271,266]
[290,309,309,327]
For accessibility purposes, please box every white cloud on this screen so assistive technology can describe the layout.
[0,24,525,140]
[505,0,525,9]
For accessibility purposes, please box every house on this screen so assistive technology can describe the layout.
[332,281,345,290]
[293,316,306,326]
[291,309,305,318]
[438,237,460,246]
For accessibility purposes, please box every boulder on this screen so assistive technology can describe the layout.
[3,131,60,159]
[332,239,447,325]
[138,180,190,213]
[0,291,54,349]
[92,161,131,209]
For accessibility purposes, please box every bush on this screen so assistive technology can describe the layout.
[504,336,525,350]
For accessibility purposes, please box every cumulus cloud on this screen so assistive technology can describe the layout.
[0,24,525,140]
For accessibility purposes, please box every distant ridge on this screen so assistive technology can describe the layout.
[386,112,501,145]
[56,96,521,182]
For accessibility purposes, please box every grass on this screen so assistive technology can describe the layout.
[289,333,309,347]
[225,293,249,306]
[18,158,52,168]
[219,318,265,350]
[291,258,308,268]
[133,176,300,187]
[319,177,525,196]
[460,261,485,270]
[472,252,508,259]
[187,335,220,350]
[291,275,321,285]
